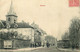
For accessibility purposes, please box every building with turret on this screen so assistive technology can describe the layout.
[0,0,46,49]
[6,0,17,24]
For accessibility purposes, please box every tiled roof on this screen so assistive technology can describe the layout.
[0,20,33,29]
[11,22,33,28]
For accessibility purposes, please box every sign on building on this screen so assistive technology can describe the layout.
[4,40,12,48]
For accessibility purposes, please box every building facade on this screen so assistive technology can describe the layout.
[0,0,46,49]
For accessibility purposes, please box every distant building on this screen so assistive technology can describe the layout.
[31,22,47,47]
[57,39,70,48]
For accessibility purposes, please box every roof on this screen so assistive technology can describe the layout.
[10,22,33,28]
[3,38,31,41]
[6,0,17,17]
[0,20,6,28]
[0,20,33,29]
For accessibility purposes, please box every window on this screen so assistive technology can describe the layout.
[8,18,10,21]
[8,45,12,47]
[14,20,16,23]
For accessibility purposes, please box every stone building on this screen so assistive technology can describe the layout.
[0,1,34,49]
[31,22,47,47]
[0,0,46,49]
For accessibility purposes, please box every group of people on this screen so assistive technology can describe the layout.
[30,42,52,48]
[30,43,41,48]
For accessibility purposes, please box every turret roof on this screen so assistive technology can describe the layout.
[7,0,17,17]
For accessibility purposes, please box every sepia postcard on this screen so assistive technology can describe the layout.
[0,0,80,52]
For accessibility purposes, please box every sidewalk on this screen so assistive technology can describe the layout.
[58,48,80,52]
[0,47,44,51]
[17,47,43,51]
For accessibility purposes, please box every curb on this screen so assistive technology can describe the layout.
[0,47,43,51]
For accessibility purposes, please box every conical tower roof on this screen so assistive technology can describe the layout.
[7,0,17,17]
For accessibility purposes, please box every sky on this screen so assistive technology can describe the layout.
[0,0,79,40]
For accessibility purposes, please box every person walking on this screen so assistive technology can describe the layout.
[46,41,50,48]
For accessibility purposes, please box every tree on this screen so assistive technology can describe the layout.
[69,18,80,48]
[62,32,69,40]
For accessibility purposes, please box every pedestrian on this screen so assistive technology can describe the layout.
[72,45,74,50]
[46,42,49,48]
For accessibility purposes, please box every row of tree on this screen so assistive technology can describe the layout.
[62,17,80,48]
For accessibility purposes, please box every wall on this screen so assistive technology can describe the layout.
[0,39,3,48]
[13,39,30,49]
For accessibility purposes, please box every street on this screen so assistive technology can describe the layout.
[0,47,79,52]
